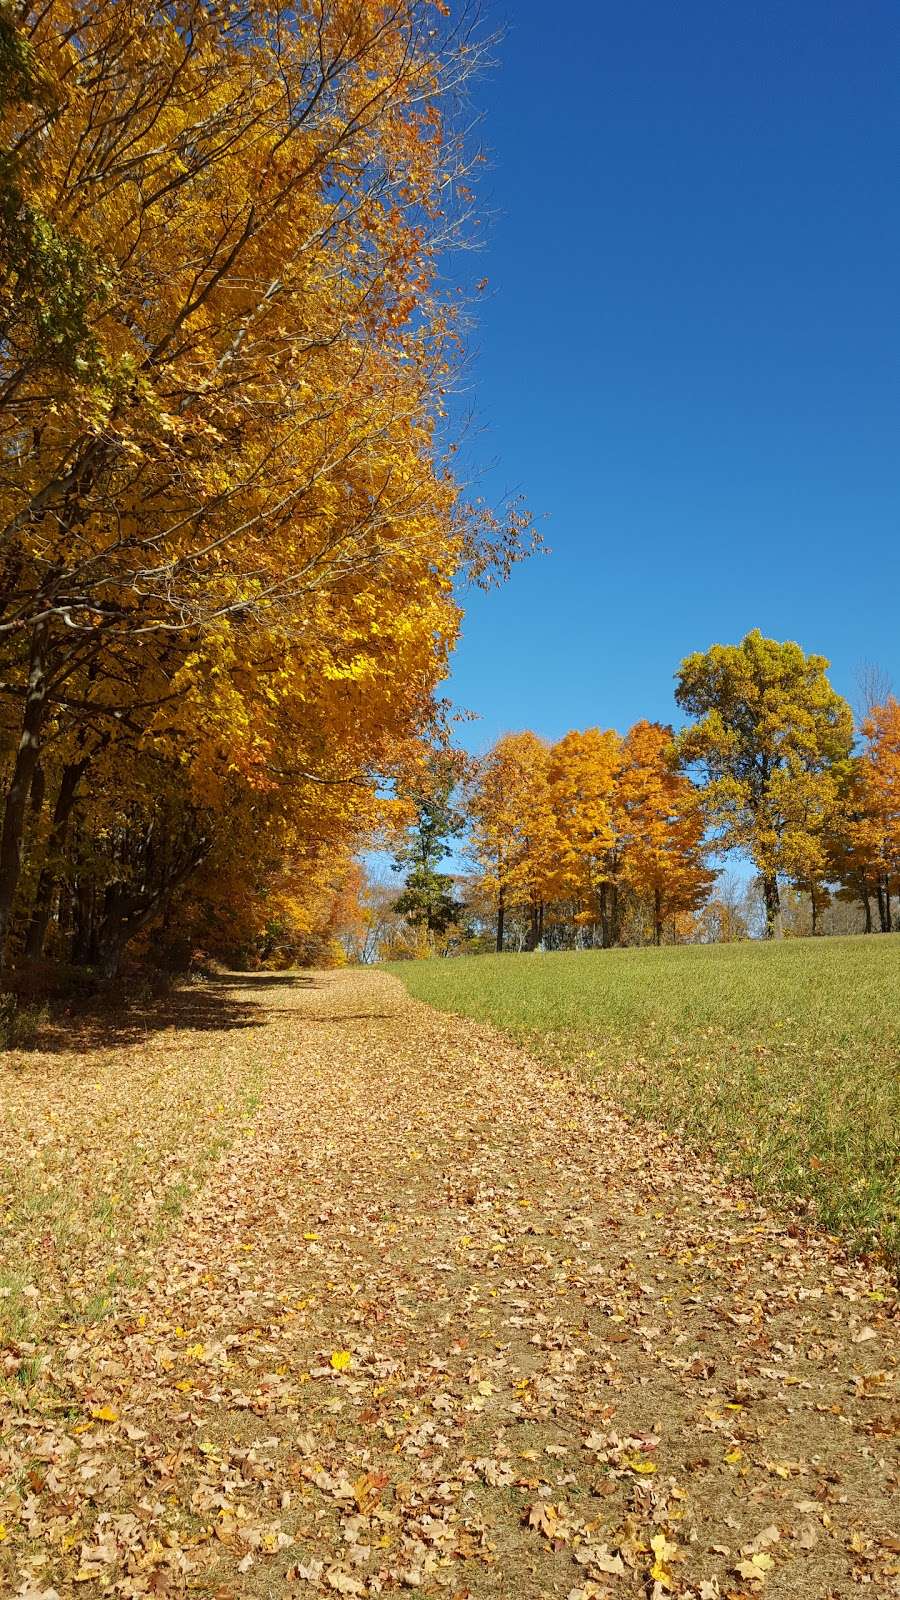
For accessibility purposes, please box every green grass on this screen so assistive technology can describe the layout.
[388,935,900,1269]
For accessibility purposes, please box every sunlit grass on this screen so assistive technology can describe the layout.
[389,936,900,1268]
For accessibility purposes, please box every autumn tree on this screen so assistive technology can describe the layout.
[548,727,622,946]
[676,631,853,938]
[0,0,534,974]
[826,763,878,932]
[842,697,900,932]
[617,721,714,945]
[778,768,840,934]
[467,733,559,951]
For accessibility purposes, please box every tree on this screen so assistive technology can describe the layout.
[393,866,461,944]
[392,753,465,874]
[825,701,900,936]
[388,746,465,949]
[778,767,839,934]
[548,727,622,946]
[617,720,715,945]
[676,631,853,938]
[468,733,559,951]
[857,697,900,931]
[0,0,535,974]
[696,871,754,943]
[827,762,879,933]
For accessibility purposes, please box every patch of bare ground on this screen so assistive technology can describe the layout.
[1,969,897,1599]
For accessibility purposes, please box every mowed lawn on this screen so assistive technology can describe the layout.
[389,935,900,1269]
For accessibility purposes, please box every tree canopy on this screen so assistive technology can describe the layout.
[675,630,853,936]
[0,0,533,975]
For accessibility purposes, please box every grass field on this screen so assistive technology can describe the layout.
[389,935,900,1269]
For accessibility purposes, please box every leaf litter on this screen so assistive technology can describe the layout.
[0,969,897,1598]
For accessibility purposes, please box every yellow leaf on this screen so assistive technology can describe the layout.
[736,1551,775,1580]
[651,1534,678,1562]
[526,1502,559,1539]
[90,1404,119,1422]
[330,1349,353,1371]
[649,1531,677,1585]
[724,1448,743,1463]
[623,1455,657,1474]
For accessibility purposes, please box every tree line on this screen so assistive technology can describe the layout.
[0,0,533,985]
[383,632,900,955]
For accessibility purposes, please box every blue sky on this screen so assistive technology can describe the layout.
[444,0,900,756]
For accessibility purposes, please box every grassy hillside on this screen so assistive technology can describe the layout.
[388,936,900,1268]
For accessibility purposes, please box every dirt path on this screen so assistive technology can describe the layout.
[1,969,897,1599]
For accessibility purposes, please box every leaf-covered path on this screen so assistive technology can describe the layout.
[2,970,897,1599]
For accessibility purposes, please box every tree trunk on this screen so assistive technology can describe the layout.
[599,882,610,948]
[862,890,872,933]
[886,883,893,934]
[810,883,818,936]
[496,886,505,953]
[877,880,889,933]
[762,874,781,939]
[654,888,662,946]
[71,874,97,966]
[80,840,211,977]
[0,622,50,964]
[24,758,91,960]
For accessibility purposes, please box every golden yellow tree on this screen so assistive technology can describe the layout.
[468,733,559,950]
[0,0,533,971]
[548,727,623,945]
[676,631,853,937]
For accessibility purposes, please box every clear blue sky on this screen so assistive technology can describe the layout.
[445,0,900,756]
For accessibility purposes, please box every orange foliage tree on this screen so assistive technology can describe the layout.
[831,698,900,933]
[467,733,560,950]
[467,723,714,949]
[548,728,623,946]
[0,0,534,974]
[617,721,715,944]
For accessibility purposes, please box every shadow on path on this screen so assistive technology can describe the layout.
[5,969,328,1060]
[207,972,320,991]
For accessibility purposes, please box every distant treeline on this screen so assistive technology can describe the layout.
[377,632,899,957]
